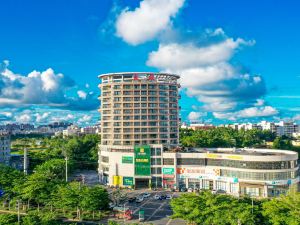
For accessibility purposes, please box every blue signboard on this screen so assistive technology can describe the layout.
[0,190,5,197]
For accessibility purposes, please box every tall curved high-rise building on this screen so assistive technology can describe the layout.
[98,72,180,187]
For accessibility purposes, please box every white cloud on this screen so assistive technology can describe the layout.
[213,106,278,121]
[77,90,87,99]
[116,0,185,45]
[147,38,253,70]
[0,61,98,110]
[35,112,50,123]
[146,29,266,114]
[15,114,32,123]
[188,111,202,121]
[293,114,300,121]
[254,99,265,106]
[78,115,92,123]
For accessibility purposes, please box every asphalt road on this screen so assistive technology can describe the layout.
[113,191,186,225]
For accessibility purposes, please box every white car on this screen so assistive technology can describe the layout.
[166,194,172,199]
[135,196,144,203]
[188,188,193,192]
[154,194,161,200]
[143,192,151,198]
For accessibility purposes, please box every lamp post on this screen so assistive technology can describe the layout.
[123,202,127,224]
[65,156,68,182]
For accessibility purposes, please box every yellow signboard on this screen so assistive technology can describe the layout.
[226,155,243,160]
[113,176,123,186]
[206,153,222,159]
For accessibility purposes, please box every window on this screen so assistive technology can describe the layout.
[163,158,174,165]
[101,156,109,163]
[151,167,162,174]
[177,158,205,165]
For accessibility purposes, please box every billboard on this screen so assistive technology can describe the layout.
[122,156,133,164]
[163,168,174,175]
[123,177,134,186]
[113,176,122,186]
[134,145,151,176]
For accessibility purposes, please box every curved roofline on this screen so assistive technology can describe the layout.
[98,72,180,79]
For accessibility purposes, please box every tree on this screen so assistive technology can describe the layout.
[17,159,65,209]
[273,137,293,150]
[0,214,18,225]
[171,191,264,225]
[80,185,109,218]
[0,164,25,197]
[22,211,61,225]
[263,191,300,225]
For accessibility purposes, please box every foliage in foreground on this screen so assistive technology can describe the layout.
[171,191,300,225]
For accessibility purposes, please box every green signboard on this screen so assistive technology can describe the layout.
[123,177,134,186]
[134,145,151,176]
[122,156,133,164]
[163,168,174,175]
[139,210,145,221]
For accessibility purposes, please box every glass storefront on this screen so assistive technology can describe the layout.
[215,181,227,191]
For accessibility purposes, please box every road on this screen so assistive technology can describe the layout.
[111,191,186,225]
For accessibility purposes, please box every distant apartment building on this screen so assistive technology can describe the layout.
[189,123,215,130]
[275,121,298,137]
[0,133,10,165]
[81,126,99,135]
[221,121,299,137]
[62,125,81,137]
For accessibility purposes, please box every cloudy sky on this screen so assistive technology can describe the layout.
[0,0,300,125]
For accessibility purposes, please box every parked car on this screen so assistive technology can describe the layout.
[166,194,172,200]
[143,192,151,198]
[128,197,136,203]
[180,187,187,192]
[188,188,193,193]
[154,194,161,200]
[135,196,144,203]
[216,189,226,194]
[160,194,167,199]
[109,202,116,209]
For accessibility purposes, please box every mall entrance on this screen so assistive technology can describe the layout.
[135,178,150,189]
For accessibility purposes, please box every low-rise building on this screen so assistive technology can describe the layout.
[99,147,299,198]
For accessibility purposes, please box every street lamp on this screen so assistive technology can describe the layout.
[123,202,127,224]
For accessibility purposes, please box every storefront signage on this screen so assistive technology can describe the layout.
[265,179,298,185]
[134,145,151,176]
[163,168,174,175]
[122,156,133,164]
[113,176,122,186]
[226,155,243,160]
[177,167,219,176]
[206,153,244,160]
[206,153,223,159]
[123,177,134,186]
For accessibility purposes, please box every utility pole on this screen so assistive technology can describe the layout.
[123,202,127,224]
[65,156,68,182]
[23,148,28,175]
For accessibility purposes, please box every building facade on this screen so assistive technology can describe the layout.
[0,133,11,165]
[98,72,180,188]
[100,147,299,197]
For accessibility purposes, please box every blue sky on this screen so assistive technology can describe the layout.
[0,0,299,125]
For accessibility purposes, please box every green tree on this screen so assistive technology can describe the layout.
[0,214,18,225]
[263,191,300,225]
[0,164,25,197]
[273,137,293,150]
[22,211,61,225]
